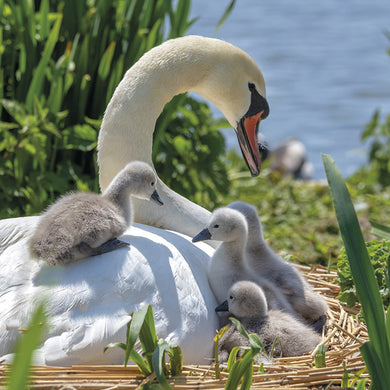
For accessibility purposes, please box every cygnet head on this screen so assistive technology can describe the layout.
[216,281,268,320]
[192,208,248,243]
[227,201,263,241]
[104,161,163,205]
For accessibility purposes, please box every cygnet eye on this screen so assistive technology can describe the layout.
[213,224,219,228]
[229,295,233,300]
[151,181,155,186]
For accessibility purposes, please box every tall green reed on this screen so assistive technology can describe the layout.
[0,0,235,218]
[4,303,47,390]
[323,153,390,389]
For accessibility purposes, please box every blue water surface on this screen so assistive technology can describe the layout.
[187,1,390,178]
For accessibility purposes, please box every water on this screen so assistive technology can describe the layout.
[187,1,390,178]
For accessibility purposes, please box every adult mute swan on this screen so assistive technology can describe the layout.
[0,36,269,365]
[98,35,269,237]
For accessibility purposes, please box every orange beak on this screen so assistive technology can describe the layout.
[236,84,269,177]
[236,111,264,177]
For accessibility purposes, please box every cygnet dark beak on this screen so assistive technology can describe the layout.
[215,300,229,312]
[192,227,212,243]
[150,190,164,206]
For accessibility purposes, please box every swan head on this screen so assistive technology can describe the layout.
[215,280,268,319]
[192,207,247,243]
[192,37,269,177]
[107,161,163,205]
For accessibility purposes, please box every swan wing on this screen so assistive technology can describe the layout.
[0,218,218,365]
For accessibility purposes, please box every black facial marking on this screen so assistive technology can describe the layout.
[246,82,269,119]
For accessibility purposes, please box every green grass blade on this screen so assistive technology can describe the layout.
[6,303,46,390]
[139,0,154,29]
[214,325,229,379]
[226,346,242,373]
[322,154,390,381]
[386,305,390,348]
[247,333,263,353]
[225,351,254,390]
[129,349,151,376]
[103,342,127,352]
[26,14,62,109]
[360,342,389,390]
[139,305,158,355]
[39,0,49,40]
[315,344,326,368]
[97,42,116,80]
[173,0,190,36]
[48,73,63,114]
[239,358,253,390]
[367,194,390,206]
[125,305,149,367]
[168,345,183,376]
[370,220,390,240]
[230,317,249,339]
[152,339,171,389]
[356,379,368,390]
[214,0,236,35]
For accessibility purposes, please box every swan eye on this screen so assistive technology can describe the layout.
[213,224,219,228]
[248,82,255,91]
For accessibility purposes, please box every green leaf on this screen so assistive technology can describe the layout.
[226,346,243,373]
[230,317,250,339]
[323,154,390,385]
[39,0,50,40]
[355,379,368,390]
[139,305,158,357]
[125,306,149,367]
[225,350,255,390]
[360,342,389,390]
[214,0,236,35]
[247,333,263,352]
[152,339,171,389]
[62,124,97,152]
[98,42,116,80]
[6,303,46,390]
[315,344,326,368]
[129,349,151,376]
[103,342,127,353]
[1,99,27,125]
[239,358,253,390]
[26,14,63,109]
[168,345,183,376]
[370,220,390,240]
[214,325,229,379]
[386,304,390,349]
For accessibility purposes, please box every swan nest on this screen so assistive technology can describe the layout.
[0,265,369,389]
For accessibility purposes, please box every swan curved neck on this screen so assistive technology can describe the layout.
[97,38,220,238]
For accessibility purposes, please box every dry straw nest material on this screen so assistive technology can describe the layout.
[0,265,370,389]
